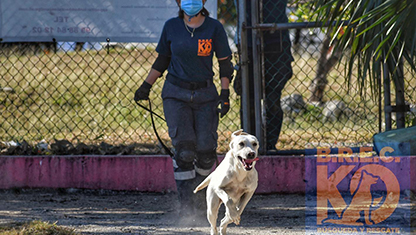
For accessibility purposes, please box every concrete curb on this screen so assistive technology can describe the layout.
[0,155,414,193]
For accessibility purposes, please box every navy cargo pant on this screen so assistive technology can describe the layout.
[162,79,219,213]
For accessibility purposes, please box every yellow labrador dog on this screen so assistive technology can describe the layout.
[194,130,259,235]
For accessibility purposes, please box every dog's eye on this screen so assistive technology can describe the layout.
[252,142,258,147]
[239,142,245,147]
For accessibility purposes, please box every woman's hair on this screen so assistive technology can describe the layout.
[178,7,209,19]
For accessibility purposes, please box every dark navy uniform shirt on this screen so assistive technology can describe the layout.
[156,16,232,83]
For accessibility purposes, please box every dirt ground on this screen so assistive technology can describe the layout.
[0,189,414,235]
[0,189,306,235]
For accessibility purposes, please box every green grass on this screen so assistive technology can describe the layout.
[0,47,415,152]
[0,48,241,153]
[0,221,79,235]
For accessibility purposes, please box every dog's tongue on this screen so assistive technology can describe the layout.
[244,157,259,164]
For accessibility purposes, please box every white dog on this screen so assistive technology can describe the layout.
[194,130,259,235]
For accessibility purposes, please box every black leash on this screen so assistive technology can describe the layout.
[135,100,166,121]
[135,100,174,157]
[136,99,220,169]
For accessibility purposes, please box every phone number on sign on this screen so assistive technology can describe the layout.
[32,27,91,34]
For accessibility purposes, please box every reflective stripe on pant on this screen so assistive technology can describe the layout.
[174,169,196,180]
[172,159,196,180]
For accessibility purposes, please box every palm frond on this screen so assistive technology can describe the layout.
[311,0,416,95]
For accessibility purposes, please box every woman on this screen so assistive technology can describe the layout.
[134,0,233,217]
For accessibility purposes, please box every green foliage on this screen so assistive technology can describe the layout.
[289,1,316,23]
[310,0,416,95]
[218,0,237,25]
[0,221,79,235]
[304,104,323,121]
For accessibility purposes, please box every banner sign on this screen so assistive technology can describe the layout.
[0,0,217,42]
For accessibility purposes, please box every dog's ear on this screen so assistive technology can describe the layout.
[232,129,251,139]
[231,129,243,139]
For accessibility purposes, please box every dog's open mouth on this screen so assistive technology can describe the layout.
[238,156,259,171]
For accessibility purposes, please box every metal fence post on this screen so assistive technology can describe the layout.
[238,0,251,134]
[383,60,392,131]
[395,58,406,129]
[250,0,264,152]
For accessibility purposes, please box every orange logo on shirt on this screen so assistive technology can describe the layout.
[198,39,212,56]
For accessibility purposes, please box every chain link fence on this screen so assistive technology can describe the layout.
[276,1,416,151]
[0,0,415,155]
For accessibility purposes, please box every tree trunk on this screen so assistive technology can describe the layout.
[309,33,342,102]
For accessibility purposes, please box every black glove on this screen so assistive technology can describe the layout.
[218,89,230,118]
[134,81,152,101]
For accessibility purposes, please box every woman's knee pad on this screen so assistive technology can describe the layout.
[174,141,196,170]
[195,150,217,176]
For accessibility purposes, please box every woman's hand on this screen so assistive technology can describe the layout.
[134,81,152,101]
[218,89,230,118]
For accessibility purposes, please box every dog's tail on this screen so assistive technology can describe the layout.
[193,175,211,193]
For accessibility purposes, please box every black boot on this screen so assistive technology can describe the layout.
[192,173,207,217]
[176,178,196,218]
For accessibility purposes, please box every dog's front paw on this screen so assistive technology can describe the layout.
[210,227,218,235]
[226,209,240,225]
[234,215,241,225]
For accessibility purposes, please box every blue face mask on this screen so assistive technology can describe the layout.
[181,0,203,17]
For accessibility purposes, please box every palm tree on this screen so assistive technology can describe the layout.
[311,0,416,128]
